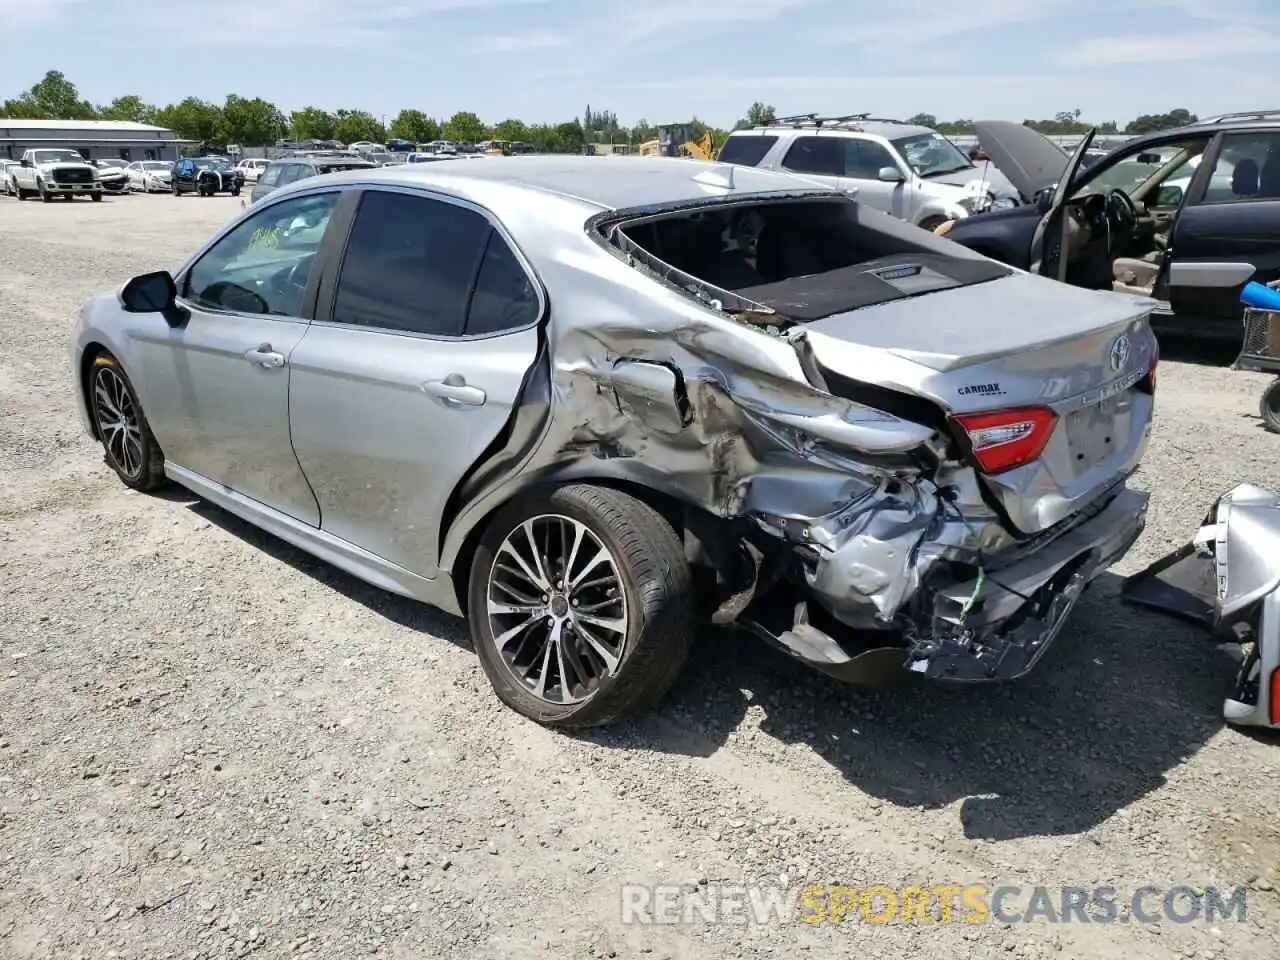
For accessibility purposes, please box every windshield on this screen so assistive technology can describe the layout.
[1072,141,1205,199]
[891,133,973,177]
[31,149,86,164]
[195,157,231,169]
[97,159,126,168]
[143,161,171,171]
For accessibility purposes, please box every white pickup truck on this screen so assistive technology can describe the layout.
[11,148,103,202]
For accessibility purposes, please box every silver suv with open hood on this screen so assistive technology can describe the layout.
[70,156,1157,727]
[719,114,1022,231]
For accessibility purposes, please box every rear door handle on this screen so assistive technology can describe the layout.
[244,343,285,368]
[422,375,486,406]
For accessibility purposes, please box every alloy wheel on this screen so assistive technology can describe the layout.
[486,514,629,705]
[93,366,144,479]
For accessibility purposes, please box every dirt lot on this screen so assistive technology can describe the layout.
[2,191,1279,960]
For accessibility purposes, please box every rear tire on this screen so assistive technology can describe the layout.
[1260,378,1280,434]
[87,353,167,492]
[90,192,102,202]
[467,484,694,728]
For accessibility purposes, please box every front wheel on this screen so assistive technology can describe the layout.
[88,353,166,492]
[467,484,694,728]
[1260,378,1280,434]
[90,192,102,202]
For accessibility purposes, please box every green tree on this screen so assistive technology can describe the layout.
[443,110,487,143]
[906,113,937,129]
[153,97,223,141]
[1125,108,1197,135]
[737,101,776,129]
[98,95,156,124]
[332,109,384,144]
[220,94,287,146]
[289,108,334,141]
[389,109,440,143]
[491,118,530,143]
[6,70,97,119]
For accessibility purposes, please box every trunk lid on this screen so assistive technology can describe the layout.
[791,273,1158,534]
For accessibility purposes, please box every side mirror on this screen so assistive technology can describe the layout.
[20,158,31,167]
[877,165,906,183]
[1036,186,1056,214]
[120,270,177,313]
[1156,184,1184,207]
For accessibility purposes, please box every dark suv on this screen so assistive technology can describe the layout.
[937,111,1280,339]
[250,154,378,203]
[172,155,245,197]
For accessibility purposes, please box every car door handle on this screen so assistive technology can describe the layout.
[422,376,486,406]
[244,343,285,368]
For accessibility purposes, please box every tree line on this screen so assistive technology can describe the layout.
[2,72,1201,154]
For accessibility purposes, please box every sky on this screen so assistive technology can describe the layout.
[2,0,1279,128]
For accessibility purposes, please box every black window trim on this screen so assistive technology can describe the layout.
[174,185,347,324]
[719,133,780,167]
[311,184,547,342]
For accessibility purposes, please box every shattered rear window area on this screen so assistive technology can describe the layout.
[598,197,1012,326]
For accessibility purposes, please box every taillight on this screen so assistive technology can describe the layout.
[1137,341,1160,394]
[1269,667,1279,727]
[953,406,1058,475]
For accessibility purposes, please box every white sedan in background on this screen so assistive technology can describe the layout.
[234,158,270,182]
[126,160,174,193]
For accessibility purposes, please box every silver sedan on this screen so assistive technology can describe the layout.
[70,157,1157,726]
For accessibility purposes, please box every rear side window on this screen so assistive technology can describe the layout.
[331,190,490,336]
[259,164,283,187]
[781,136,844,176]
[465,232,539,335]
[718,135,777,167]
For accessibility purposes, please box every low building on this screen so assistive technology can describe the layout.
[0,119,194,162]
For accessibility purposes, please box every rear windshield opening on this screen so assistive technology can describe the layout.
[605,199,1012,324]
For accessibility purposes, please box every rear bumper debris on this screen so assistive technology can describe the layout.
[745,486,1148,685]
[1122,483,1280,730]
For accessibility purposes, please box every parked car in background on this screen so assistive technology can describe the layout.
[126,160,173,193]
[936,112,1280,339]
[72,157,1156,727]
[11,148,102,201]
[93,159,131,194]
[249,153,377,203]
[235,158,271,182]
[0,158,19,196]
[719,114,1022,230]
[172,155,244,197]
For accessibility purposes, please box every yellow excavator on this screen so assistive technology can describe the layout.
[638,124,717,160]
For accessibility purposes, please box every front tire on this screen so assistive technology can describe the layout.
[88,353,166,492]
[90,192,102,202]
[1261,378,1280,434]
[467,484,694,728]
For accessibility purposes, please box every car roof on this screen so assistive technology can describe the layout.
[283,155,835,213]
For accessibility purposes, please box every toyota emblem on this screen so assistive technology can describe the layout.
[1108,335,1131,373]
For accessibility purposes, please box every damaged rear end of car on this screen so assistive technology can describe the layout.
[447,180,1159,687]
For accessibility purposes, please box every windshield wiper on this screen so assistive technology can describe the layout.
[921,164,974,178]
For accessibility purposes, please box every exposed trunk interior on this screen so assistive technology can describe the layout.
[606,198,1013,323]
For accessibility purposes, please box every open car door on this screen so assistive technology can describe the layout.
[1150,132,1262,328]
[1029,130,1096,281]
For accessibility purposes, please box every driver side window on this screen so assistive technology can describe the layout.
[184,192,339,317]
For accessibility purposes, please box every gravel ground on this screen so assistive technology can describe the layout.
[2,191,1279,960]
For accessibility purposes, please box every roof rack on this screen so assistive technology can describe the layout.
[767,113,906,130]
[1197,109,1280,124]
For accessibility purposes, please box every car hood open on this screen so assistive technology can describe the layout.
[973,120,1071,202]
